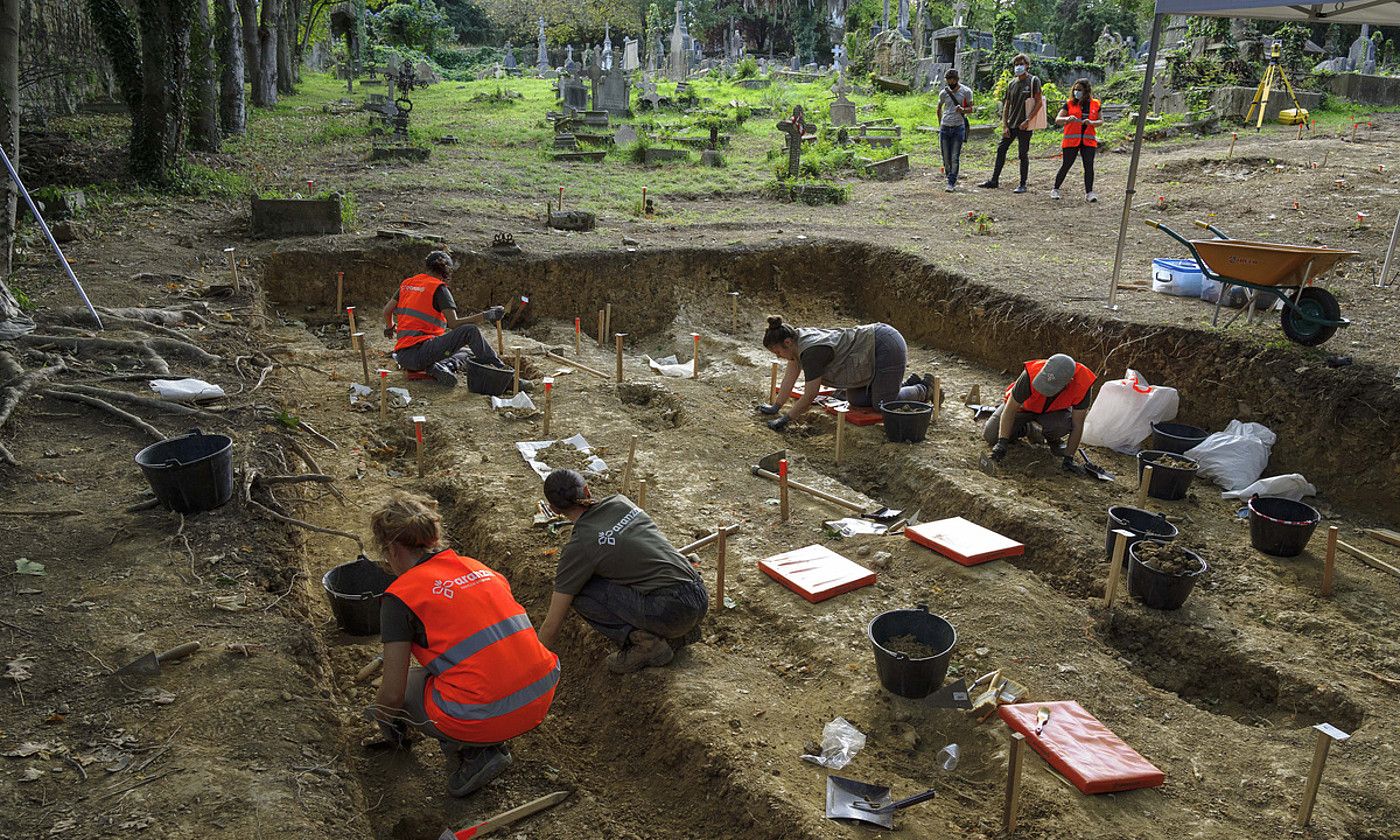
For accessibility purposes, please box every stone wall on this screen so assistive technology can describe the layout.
[1325,73,1400,107]
[19,0,112,119]
[1211,86,1322,122]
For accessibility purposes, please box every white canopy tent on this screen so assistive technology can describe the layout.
[1107,0,1400,307]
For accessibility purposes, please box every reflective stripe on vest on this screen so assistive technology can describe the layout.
[1061,99,1100,148]
[393,274,447,351]
[426,613,534,676]
[432,665,561,720]
[1006,359,1097,414]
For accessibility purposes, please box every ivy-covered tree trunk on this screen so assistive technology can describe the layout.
[215,0,246,135]
[1,0,18,280]
[189,0,221,151]
[276,0,294,94]
[254,0,279,106]
[239,0,263,100]
[132,0,195,183]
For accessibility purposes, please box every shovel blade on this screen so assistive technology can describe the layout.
[826,775,895,829]
[114,653,160,676]
[860,507,903,523]
[978,453,1000,476]
[756,449,788,473]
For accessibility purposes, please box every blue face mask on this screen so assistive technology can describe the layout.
[1073,90,1083,100]
[1013,64,1027,76]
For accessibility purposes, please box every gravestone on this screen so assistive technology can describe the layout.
[560,77,589,111]
[897,0,910,37]
[565,44,576,73]
[867,153,909,180]
[503,42,518,71]
[594,68,631,117]
[639,80,662,110]
[833,44,847,73]
[537,18,549,73]
[623,37,639,71]
[602,25,614,70]
[251,196,345,237]
[1348,25,1371,70]
[614,124,638,145]
[776,105,807,178]
[790,54,801,71]
[830,77,856,126]
[669,1,689,80]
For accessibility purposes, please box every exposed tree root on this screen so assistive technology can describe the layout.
[16,335,172,375]
[0,358,67,465]
[245,493,363,552]
[48,383,225,422]
[41,389,165,441]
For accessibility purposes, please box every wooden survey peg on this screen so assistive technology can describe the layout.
[1297,723,1350,827]
[377,369,390,420]
[1104,529,1132,607]
[354,332,370,383]
[412,415,426,477]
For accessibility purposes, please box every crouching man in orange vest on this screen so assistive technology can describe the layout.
[984,354,1097,475]
[368,492,559,797]
[379,250,507,387]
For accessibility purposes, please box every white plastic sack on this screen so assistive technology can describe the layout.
[149,378,225,402]
[800,717,866,770]
[1080,369,1179,454]
[1184,420,1276,492]
[1221,473,1315,501]
[490,392,536,411]
[645,355,692,378]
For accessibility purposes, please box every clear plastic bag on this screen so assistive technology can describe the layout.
[1080,369,1179,454]
[800,717,866,770]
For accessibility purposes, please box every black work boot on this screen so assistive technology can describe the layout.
[429,360,458,387]
[447,744,512,797]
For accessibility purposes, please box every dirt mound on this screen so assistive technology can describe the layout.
[616,381,685,427]
[1135,540,1202,575]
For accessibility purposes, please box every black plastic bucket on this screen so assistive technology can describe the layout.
[1248,496,1321,557]
[879,400,933,443]
[1136,450,1199,501]
[466,360,514,396]
[1105,505,1179,567]
[867,605,957,698]
[323,555,396,636]
[1127,541,1207,610]
[1150,422,1208,455]
[134,429,234,514]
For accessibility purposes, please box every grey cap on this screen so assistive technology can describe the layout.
[1032,354,1076,397]
[424,250,456,272]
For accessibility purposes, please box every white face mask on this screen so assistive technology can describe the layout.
[1073,90,1083,100]
[1013,64,1027,76]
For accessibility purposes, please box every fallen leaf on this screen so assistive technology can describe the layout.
[211,593,247,612]
[3,741,56,758]
[49,818,77,835]
[14,558,46,576]
[4,656,35,683]
[19,766,42,782]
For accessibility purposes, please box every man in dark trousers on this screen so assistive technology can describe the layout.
[984,354,1097,474]
[381,250,507,386]
[979,53,1044,194]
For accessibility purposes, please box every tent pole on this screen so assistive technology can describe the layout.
[1379,205,1399,288]
[1106,12,1164,309]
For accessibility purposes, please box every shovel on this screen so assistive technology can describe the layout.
[752,450,902,523]
[826,775,936,829]
[113,641,201,677]
[1079,449,1115,482]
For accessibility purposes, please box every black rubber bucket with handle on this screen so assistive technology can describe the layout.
[466,360,514,396]
[867,605,957,699]
[879,400,933,443]
[1136,450,1199,501]
[1149,422,1209,455]
[134,428,234,514]
[1128,541,1208,610]
[323,555,396,636]
[1105,505,1179,567]
[1248,496,1321,557]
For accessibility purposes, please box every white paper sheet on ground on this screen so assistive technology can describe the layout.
[515,432,608,480]
[149,378,225,402]
[491,392,537,410]
[348,383,373,405]
[645,355,691,378]
[824,518,889,537]
[387,387,411,407]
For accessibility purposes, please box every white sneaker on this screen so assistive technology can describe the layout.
[1050,188,1061,200]
[944,183,955,192]
[1087,191,1099,203]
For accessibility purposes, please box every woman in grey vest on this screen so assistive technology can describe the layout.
[758,316,933,430]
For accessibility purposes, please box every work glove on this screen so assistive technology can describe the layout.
[767,415,790,432]
[366,719,410,751]
[1062,456,1088,477]
[382,326,395,339]
[484,305,506,323]
[757,403,782,416]
[989,438,1010,462]
[1049,441,1069,460]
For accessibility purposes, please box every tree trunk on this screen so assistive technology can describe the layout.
[276,0,293,94]
[132,0,194,183]
[214,0,246,135]
[1,0,19,279]
[254,0,279,106]
[189,0,221,151]
[238,0,262,100]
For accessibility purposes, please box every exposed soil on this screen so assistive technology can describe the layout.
[532,442,596,473]
[1150,453,1200,471]
[881,633,942,659]
[1134,540,1204,575]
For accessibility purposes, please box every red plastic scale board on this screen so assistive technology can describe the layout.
[905,517,1024,566]
[999,701,1165,794]
[758,544,876,603]
[789,388,883,426]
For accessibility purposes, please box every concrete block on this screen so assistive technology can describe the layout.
[250,196,344,238]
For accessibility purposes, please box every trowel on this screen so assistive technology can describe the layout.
[925,678,973,710]
[1079,449,1115,482]
[113,641,201,677]
[753,450,902,523]
[826,775,936,829]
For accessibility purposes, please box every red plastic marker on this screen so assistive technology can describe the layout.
[691,333,701,379]
[307,179,315,192]
[573,316,581,354]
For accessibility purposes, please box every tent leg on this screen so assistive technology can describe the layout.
[1380,205,1399,288]
[1106,13,1164,309]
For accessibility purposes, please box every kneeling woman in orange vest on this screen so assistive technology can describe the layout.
[984,354,1097,474]
[379,250,508,387]
[369,492,559,797]
[1050,79,1102,203]
[537,469,709,674]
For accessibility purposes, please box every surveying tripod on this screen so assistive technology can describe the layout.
[1246,41,1308,132]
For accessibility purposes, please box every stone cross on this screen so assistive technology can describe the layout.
[776,105,806,179]
[537,18,549,73]
[603,24,613,70]
[952,0,967,27]
[897,0,910,36]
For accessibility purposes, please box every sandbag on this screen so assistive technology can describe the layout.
[1185,420,1276,492]
[1080,369,1179,454]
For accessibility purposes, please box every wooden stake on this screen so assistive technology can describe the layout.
[715,524,728,610]
[835,407,848,464]
[932,375,941,423]
[1136,463,1155,508]
[354,332,370,383]
[768,361,780,403]
[512,349,522,395]
[691,333,700,379]
[1361,527,1400,548]
[412,415,426,477]
[1321,525,1338,597]
[597,309,605,347]
[1336,539,1400,581]
[574,317,581,355]
[615,334,626,382]
[377,369,389,420]
[335,271,344,313]
[1228,132,1237,160]
[224,247,239,291]
[604,303,612,340]
[1298,724,1350,827]
[637,478,647,508]
[778,458,790,523]
[1003,733,1026,834]
[542,378,553,436]
[544,350,609,379]
[1297,121,1305,140]
[622,435,638,495]
[495,320,505,356]
[728,291,739,331]
[1321,149,1330,168]
[346,306,358,341]
[1104,529,1132,607]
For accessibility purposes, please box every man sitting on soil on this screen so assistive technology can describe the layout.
[381,250,508,387]
[368,492,559,797]
[537,469,709,673]
[984,353,1097,474]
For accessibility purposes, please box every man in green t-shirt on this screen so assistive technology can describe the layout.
[537,469,709,674]
[978,53,1044,194]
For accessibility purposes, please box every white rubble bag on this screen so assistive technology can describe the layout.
[1080,369,1179,454]
[1221,473,1315,501]
[1184,420,1277,492]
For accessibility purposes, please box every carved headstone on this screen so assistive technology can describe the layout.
[565,44,576,74]
[623,37,639,71]
[503,41,517,71]
[594,68,631,116]
[830,77,856,126]
[538,18,549,73]
[560,76,589,111]
[669,1,689,80]
[602,24,614,70]
[776,105,806,179]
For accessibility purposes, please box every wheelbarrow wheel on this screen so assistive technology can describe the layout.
[1280,287,1341,346]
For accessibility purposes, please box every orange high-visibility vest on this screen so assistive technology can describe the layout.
[385,549,559,744]
[1061,99,1100,148]
[1005,359,1097,414]
[393,273,448,351]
